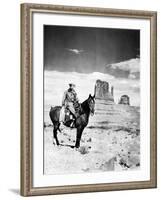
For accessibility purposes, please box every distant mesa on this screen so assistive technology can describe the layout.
[94,80,114,104]
[119,95,130,105]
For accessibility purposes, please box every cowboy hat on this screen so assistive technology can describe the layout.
[69,83,76,87]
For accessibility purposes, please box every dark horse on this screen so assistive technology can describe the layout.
[49,94,95,148]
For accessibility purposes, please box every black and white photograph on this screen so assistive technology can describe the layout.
[43,25,140,175]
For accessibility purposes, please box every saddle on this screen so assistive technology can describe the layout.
[64,102,81,128]
[64,109,74,122]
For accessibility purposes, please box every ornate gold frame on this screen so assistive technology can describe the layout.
[20,3,157,196]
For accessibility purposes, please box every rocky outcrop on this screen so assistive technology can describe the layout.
[119,95,130,105]
[94,80,114,104]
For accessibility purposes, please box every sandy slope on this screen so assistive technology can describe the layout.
[44,103,140,175]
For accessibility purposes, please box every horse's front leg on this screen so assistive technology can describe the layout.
[75,126,84,148]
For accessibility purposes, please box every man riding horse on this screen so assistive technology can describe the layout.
[50,88,95,147]
[59,83,79,128]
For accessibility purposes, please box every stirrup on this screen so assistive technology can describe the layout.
[70,121,75,128]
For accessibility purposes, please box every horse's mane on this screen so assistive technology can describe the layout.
[80,98,90,113]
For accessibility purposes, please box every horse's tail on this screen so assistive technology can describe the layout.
[49,106,62,124]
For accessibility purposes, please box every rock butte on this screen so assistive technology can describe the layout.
[94,79,114,105]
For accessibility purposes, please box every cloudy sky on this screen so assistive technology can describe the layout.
[44,25,140,74]
[44,25,140,106]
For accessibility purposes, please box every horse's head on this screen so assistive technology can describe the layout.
[88,94,95,116]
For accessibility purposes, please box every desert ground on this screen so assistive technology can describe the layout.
[44,102,140,175]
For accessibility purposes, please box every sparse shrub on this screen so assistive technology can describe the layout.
[79,146,89,155]
[87,138,92,142]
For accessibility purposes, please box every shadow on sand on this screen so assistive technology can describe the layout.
[9,188,20,195]
[59,143,75,149]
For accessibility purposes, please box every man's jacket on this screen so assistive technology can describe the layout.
[62,89,79,106]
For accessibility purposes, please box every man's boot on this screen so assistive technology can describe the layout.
[70,113,79,128]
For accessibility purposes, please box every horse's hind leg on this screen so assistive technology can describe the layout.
[58,123,62,133]
[53,123,60,146]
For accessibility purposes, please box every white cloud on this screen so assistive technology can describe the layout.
[66,48,84,54]
[106,58,140,79]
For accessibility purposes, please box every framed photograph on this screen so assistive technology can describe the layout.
[20,3,157,196]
